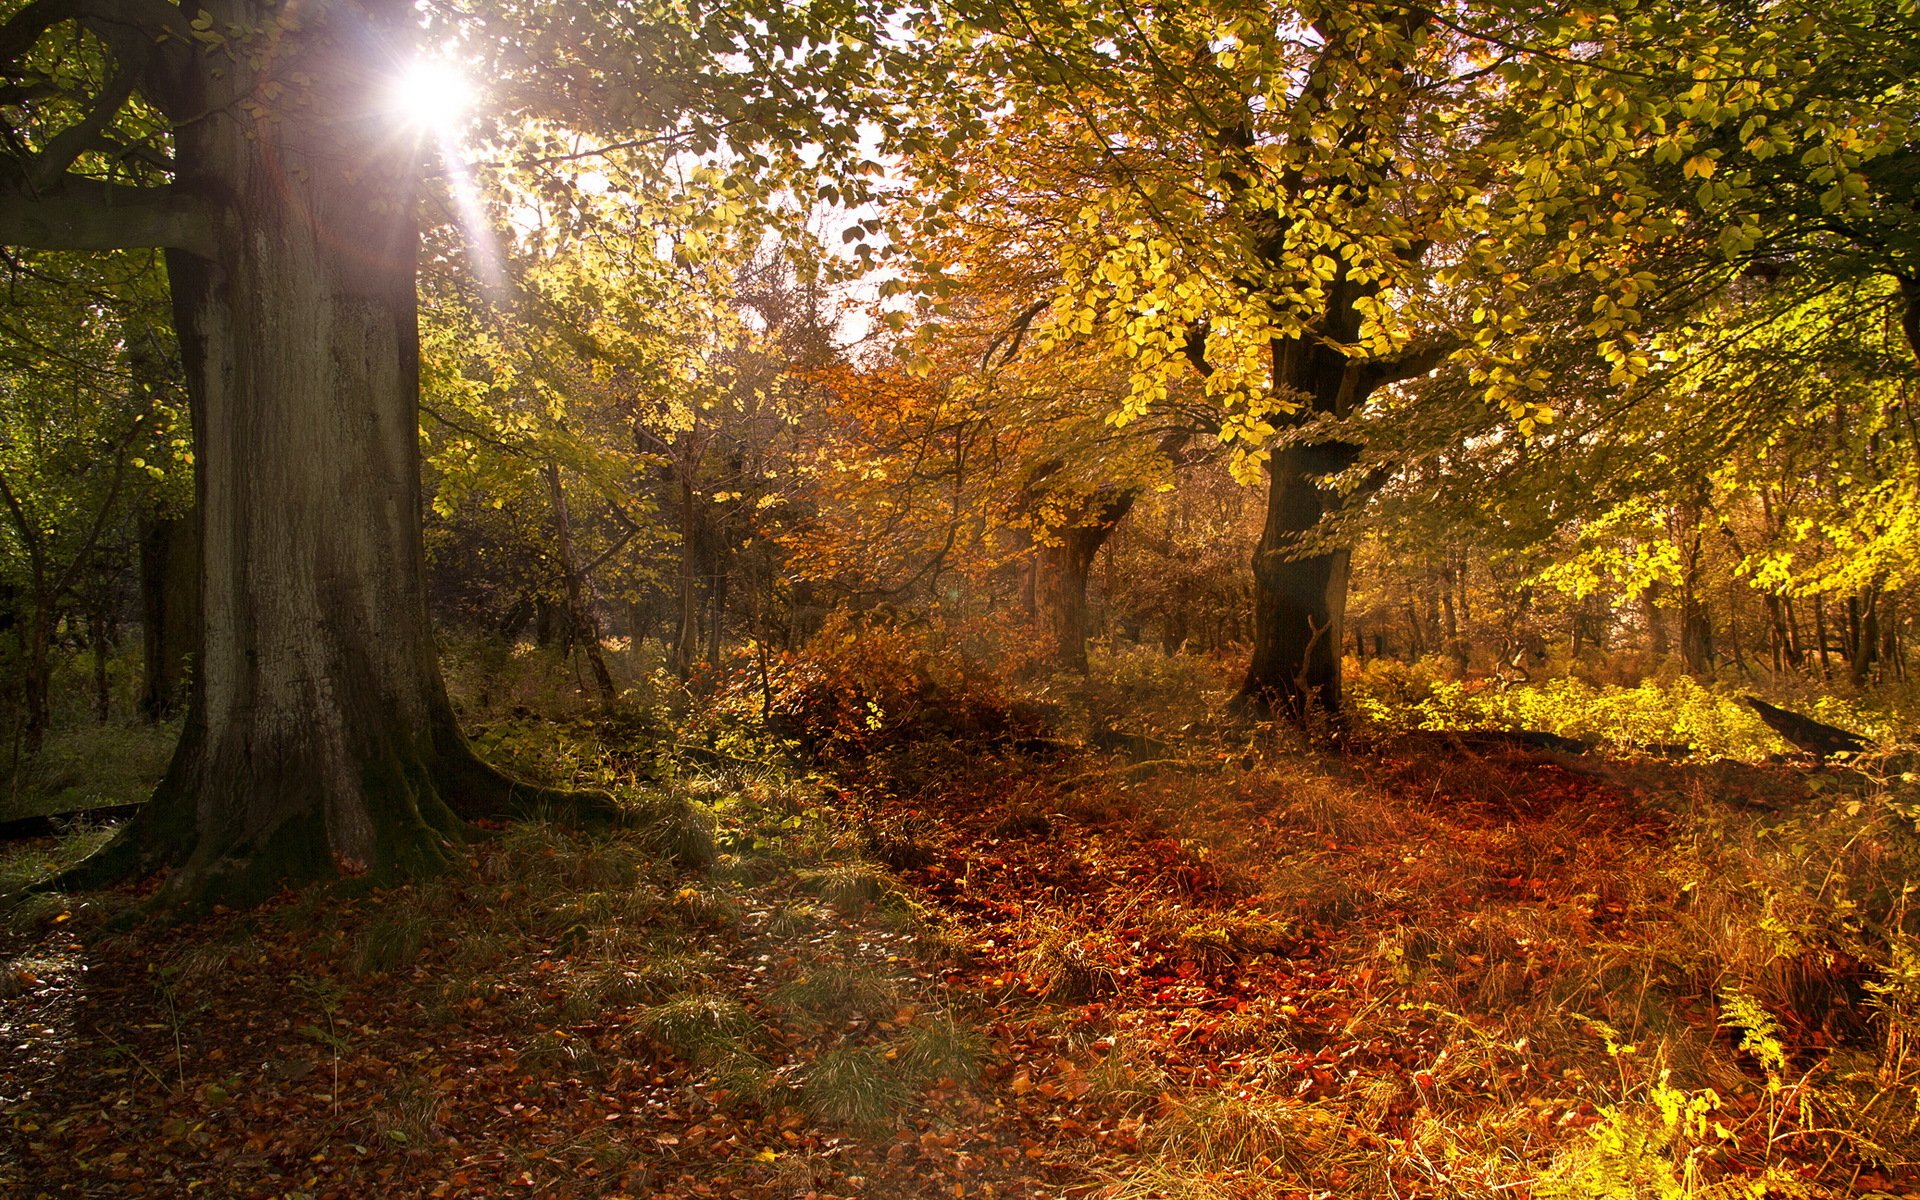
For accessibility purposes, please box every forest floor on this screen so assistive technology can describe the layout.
[2,677,1918,1198]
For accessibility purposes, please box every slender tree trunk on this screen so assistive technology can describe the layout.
[1845,591,1878,687]
[1765,594,1795,673]
[1815,594,1833,679]
[628,597,657,653]
[17,606,49,754]
[72,0,611,905]
[1439,560,1468,672]
[90,604,110,724]
[673,475,702,680]
[544,462,616,714]
[1680,593,1714,677]
[706,555,727,668]
[1883,597,1906,682]
[1643,589,1670,670]
[1681,579,1712,675]
[1725,581,1748,676]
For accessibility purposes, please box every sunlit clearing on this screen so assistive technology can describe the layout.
[390,58,475,135]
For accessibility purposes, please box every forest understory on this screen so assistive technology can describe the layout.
[4,648,1917,1200]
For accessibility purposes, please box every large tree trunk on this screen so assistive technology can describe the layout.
[138,513,199,719]
[1238,439,1360,718]
[70,0,609,906]
[1228,272,1447,720]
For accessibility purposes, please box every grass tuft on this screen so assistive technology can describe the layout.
[636,992,760,1066]
[801,1044,909,1131]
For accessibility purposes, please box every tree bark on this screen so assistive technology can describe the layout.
[16,607,50,753]
[1680,596,1714,677]
[62,0,612,906]
[1814,593,1832,679]
[544,461,617,714]
[89,602,110,724]
[1238,439,1360,718]
[673,473,701,680]
[1228,317,1451,719]
[1643,589,1670,669]
[138,512,199,719]
[1034,489,1136,673]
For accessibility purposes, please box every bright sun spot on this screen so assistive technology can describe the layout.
[390,59,476,134]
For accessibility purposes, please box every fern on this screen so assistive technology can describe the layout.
[1535,1074,1804,1200]
[1718,985,1789,1086]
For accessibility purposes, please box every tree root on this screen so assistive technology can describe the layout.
[36,726,626,911]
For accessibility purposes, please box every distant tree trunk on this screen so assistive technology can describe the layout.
[139,513,200,720]
[1846,591,1877,687]
[15,607,50,753]
[544,462,616,715]
[90,604,111,724]
[706,556,728,668]
[1765,594,1799,673]
[673,475,701,680]
[1883,598,1906,682]
[1454,553,1473,669]
[496,595,534,643]
[1674,501,1713,676]
[1440,558,1469,672]
[1035,489,1136,673]
[1725,581,1749,676]
[1160,607,1186,655]
[1679,591,1714,676]
[628,596,658,652]
[1814,594,1833,679]
[1643,589,1670,669]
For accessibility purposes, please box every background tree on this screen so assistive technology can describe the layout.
[0,249,186,750]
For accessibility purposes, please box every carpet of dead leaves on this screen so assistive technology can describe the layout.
[2,726,1913,1198]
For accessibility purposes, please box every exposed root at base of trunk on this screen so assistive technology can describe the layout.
[42,729,624,911]
[1225,684,1351,745]
[432,732,622,828]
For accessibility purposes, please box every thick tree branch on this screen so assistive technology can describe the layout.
[0,0,191,65]
[24,69,138,191]
[1366,335,1461,387]
[1,0,194,116]
[1182,321,1213,378]
[0,179,215,257]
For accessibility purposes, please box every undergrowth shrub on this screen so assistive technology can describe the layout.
[708,611,1046,760]
[1348,666,1804,759]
